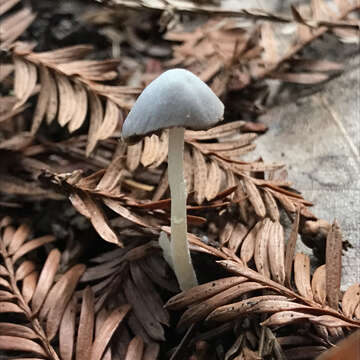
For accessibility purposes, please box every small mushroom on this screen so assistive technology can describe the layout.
[122,68,224,290]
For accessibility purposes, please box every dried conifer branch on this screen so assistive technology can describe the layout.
[164,0,359,99]
[255,3,360,83]
[165,220,360,357]
[9,43,141,155]
[40,159,310,252]
[80,242,177,344]
[0,148,65,201]
[0,217,135,359]
[35,117,316,257]
[41,168,164,246]
[102,0,278,18]
[0,217,60,359]
[40,165,230,245]
[167,262,360,348]
[102,0,359,29]
[0,1,141,156]
[123,120,311,214]
[0,1,36,49]
[0,0,35,125]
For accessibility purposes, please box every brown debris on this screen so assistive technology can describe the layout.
[325,221,343,310]
[1,0,359,358]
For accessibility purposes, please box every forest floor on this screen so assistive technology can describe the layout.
[0,0,359,359]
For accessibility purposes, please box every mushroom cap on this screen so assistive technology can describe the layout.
[122,68,224,142]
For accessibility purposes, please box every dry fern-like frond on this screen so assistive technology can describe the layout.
[125,120,269,201]
[164,0,358,98]
[103,0,359,30]
[0,146,64,202]
[165,220,360,358]
[58,287,131,360]
[41,167,166,246]
[0,216,73,358]
[80,241,178,345]
[0,216,136,360]
[38,118,316,255]
[40,164,234,246]
[10,42,141,155]
[0,0,36,50]
[0,0,36,124]
[1,1,141,156]
[124,120,312,212]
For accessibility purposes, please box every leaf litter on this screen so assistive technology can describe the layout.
[0,0,360,359]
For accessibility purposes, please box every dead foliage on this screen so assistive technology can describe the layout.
[104,0,360,32]
[166,219,360,358]
[0,0,359,359]
[36,119,316,251]
[11,43,141,155]
[164,0,358,101]
[80,242,177,344]
[0,216,171,359]
[1,0,140,156]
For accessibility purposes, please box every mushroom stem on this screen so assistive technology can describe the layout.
[168,126,198,291]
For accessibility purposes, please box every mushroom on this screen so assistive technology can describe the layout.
[122,68,224,290]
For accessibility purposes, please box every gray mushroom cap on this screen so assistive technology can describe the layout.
[122,68,224,142]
